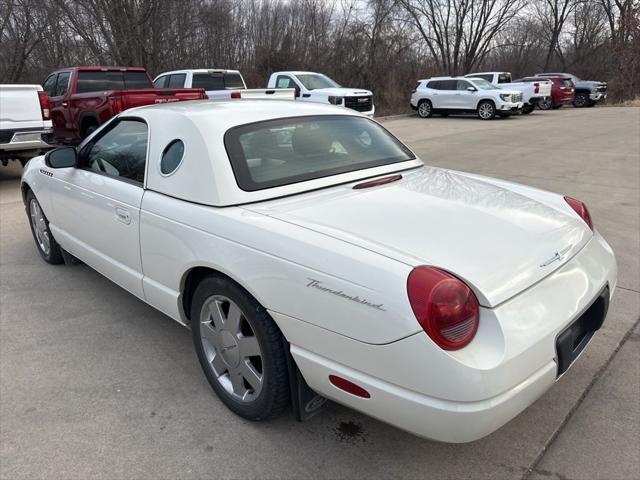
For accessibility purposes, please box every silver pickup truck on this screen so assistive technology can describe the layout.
[1,84,55,166]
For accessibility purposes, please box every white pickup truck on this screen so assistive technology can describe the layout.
[153,69,295,101]
[267,71,375,116]
[464,72,552,114]
[1,85,55,166]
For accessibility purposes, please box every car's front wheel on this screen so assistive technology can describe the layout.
[477,100,496,120]
[417,100,433,118]
[26,190,64,264]
[573,93,589,107]
[191,275,290,420]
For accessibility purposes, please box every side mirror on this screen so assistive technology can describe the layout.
[45,146,77,168]
[467,86,477,92]
[294,88,301,98]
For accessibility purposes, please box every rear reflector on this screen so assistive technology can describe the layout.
[38,92,50,120]
[329,375,370,398]
[230,91,241,99]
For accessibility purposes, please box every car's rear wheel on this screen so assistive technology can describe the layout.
[522,104,535,114]
[417,100,432,118]
[26,190,64,264]
[538,98,553,110]
[573,93,589,108]
[477,100,496,120]
[191,275,290,420]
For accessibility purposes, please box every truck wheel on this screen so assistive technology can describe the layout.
[477,100,496,120]
[538,98,552,110]
[522,104,535,114]
[191,275,290,421]
[25,190,64,264]
[573,93,589,108]
[417,100,433,118]
[83,125,98,138]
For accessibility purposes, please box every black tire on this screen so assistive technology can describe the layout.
[191,275,290,421]
[522,104,535,114]
[538,98,553,110]
[573,93,589,108]
[417,100,433,118]
[477,100,496,120]
[25,190,64,264]
[83,124,98,139]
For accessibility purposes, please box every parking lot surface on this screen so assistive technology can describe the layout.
[1,107,639,479]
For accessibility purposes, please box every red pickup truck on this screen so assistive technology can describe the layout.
[42,67,206,144]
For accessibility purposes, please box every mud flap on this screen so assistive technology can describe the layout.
[283,338,329,421]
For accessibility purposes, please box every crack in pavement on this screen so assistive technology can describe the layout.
[522,313,640,480]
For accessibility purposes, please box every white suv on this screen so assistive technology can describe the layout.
[410,77,524,120]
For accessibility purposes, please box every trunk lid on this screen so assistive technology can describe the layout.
[245,167,591,307]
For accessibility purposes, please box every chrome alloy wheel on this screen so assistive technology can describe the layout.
[199,295,264,402]
[29,199,50,256]
[478,102,494,119]
[418,101,431,117]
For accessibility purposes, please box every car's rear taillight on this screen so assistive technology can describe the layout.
[38,91,50,120]
[230,91,241,99]
[564,196,593,230]
[407,266,479,350]
[534,82,539,94]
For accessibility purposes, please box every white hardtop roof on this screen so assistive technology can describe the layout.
[123,100,421,207]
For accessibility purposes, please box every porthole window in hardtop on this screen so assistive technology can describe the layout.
[160,139,185,175]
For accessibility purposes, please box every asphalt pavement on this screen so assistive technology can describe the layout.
[1,106,639,479]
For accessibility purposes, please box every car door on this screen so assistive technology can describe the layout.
[48,118,148,298]
[455,79,477,109]
[275,75,302,98]
[45,71,72,141]
[436,80,458,109]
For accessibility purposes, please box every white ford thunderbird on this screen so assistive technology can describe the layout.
[21,100,616,442]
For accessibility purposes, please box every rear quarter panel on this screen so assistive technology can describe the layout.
[139,191,420,344]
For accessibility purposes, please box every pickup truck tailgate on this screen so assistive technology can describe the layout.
[0,85,46,131]
[119,88,206,108]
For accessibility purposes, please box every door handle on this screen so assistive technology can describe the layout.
[115,206,131,224]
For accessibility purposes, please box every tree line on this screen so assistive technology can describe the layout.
[1,0,638,114]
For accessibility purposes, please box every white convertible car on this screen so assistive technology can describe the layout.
[21,100,616,442]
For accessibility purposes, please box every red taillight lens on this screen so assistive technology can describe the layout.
[329,375,370,398]
[230,91,241,99]
[564,196,593,230]
[407,266,480,350]
[38,91,50,120]
[534,82,540,94]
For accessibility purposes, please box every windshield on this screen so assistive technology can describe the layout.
[295,74,340,90]
[225,115,415,191]
[468,78,498,90]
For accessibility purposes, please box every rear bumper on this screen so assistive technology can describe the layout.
[0,128,55,153]
[276,232,617,442]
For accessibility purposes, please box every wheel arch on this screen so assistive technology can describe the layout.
[79,112,100,138]
[20,181,32,206]
[475,97,496,109]
[179,265,270,326]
